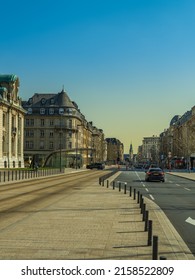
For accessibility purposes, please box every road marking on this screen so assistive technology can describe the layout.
[142,184,145,187]
[149,194,154,200]
[184,187,190,191]
[176,184,180,186]
[145,188,149,192]
[186,217,195,226]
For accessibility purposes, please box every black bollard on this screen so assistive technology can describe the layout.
[129,186,132,196]
[152,235,158,260]
[119,182,121,192]
[137,191,140,203]
[147,220,152,246]
[133,188,136,200]
[124,183,127,194]
[107,180,109,188]
[113,181,115,190]
[144,210,149,231]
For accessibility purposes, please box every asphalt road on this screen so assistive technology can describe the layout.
[114,168,195,256]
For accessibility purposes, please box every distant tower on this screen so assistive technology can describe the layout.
[129,142,133,161]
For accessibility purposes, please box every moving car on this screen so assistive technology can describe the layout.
[145,168,165,182]
[86,162,105,170]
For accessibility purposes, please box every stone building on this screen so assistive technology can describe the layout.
[142,135,160,163]
[22,90,106,168]
[159,106,195,169]
[0,74,26,168]
[105,137,124,164]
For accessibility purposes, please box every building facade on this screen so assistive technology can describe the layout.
[159,107,195,169]
[22,90,106,168]
[105,137,124,164]
[0,74,26,168]
[142,135,160,163]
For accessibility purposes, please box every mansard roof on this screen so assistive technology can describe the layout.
[0,74,19,83]
[24,90,76,109]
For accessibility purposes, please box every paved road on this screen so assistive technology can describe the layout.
[115,169,195,256]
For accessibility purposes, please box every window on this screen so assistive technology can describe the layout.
[49,131,54,137]
[49,142,54,149]
[49,108,54,115]
[25,130,34,137]
[27,108,32,114]
[40,141,44,149]
[25,141,34,149]
[3,113,6,127]
[50,120,54,126]
[40,108,45,115]
[40,130,45,137]
[26,119,34,126]
[40,119,45,126]
[41,98,46,104]
[59,108,64,115]
[68,142,72,149]
[68,119,72,128]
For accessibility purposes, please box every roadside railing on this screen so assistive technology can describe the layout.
[0,168,63,184]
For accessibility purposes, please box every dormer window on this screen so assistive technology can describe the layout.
[49,108,54,115]
[40,108,45,115]
[59,108,64,115]
[27,108,32,114]
[41,98,46,105]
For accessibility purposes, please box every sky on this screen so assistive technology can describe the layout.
[1,0,195,153]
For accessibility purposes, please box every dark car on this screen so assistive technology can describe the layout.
[145,168,165,182]
[86,162,105,170]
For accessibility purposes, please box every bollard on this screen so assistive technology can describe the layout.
[142,203,146,220]
[4,171,6,182]
[139,194,143,208]
[137,191,140,203]
[113,181,115,190]
[107,180,109,188]
[119,182,121,192]
[102,179,104,186]
[144,210,149,231]
[147,220,152,246]
[133,188,136,200]
[124,183,127,194]
[99,177,101,185]
[152,235,158,260]
[129,186,132,196]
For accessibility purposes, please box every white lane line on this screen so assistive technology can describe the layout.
[149,194,155,200]
[176,184,180,186]
[145,188,149,192]
[184,187,191,191]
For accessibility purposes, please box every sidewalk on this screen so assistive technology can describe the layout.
[1,170,194,260]
[168,170,195,181]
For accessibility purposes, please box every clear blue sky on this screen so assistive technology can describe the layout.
[1,0,195,153]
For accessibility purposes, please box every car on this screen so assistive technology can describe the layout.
[86,162,105,170]
[145,167,165,182]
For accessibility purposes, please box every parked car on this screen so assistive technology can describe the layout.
[145,168,165,182]
[86,162,105,170]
